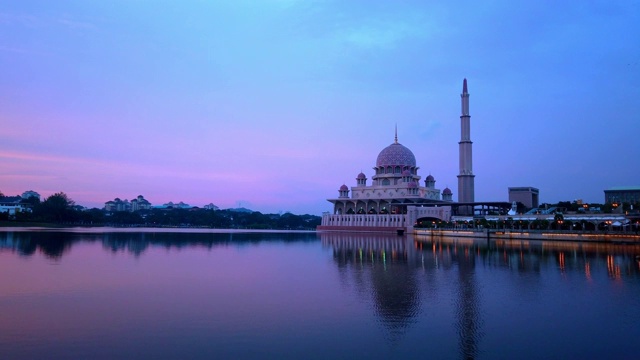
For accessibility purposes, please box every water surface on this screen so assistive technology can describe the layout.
[1,229,639,359]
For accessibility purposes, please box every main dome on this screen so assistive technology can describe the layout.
[376,142,416,167]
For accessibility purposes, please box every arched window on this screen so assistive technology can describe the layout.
[395,166,401,174]
[382,179,390,186]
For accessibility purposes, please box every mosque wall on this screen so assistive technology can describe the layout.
[319,206,452,232]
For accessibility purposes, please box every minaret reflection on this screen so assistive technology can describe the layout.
[452,239,481,359]
[416,236,482,359]
[322,232,483,352]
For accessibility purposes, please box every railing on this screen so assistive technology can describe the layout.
[321,214,406,227]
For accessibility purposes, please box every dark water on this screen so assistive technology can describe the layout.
[1,229,639,359]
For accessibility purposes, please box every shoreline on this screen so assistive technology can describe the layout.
[413,228,640,244]
[0,224,317,234]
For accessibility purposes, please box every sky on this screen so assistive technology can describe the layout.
[1,0,639,215]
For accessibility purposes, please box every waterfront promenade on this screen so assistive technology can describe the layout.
[414,228,640,243]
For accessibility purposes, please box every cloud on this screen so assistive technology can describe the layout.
[341,19,425,49]
[0,11,95,31]
[0,12,40,27]
[0,150,246,183]
[57,18,96,30]
[0,45,29,54]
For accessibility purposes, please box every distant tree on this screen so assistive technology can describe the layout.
[109,211,143,225]
[36,192,78,222]
[20,195,41,207]
[82,208,106,224]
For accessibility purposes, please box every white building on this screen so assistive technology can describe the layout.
[105,195,152,212]
[130,195,152,211]
[0,196,28,216]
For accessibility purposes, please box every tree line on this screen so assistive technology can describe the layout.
[2,192,321,229]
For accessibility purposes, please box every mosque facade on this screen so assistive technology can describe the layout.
[318,79,473,232]
[318,131,453,232]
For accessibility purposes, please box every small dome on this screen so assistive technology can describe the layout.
[376,142,416,168]
[356,172,366,179]
[402,169,411,176]
[408,181,418,188]
[339,184,348,191]
[426,175,435,181]
[443,187,452,195]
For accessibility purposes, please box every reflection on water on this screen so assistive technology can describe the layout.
[322,233,420,342]
[454,242,481,360]
[411,235,640,279]
[0,230,317,259]
[1,229,639,359]
[322,233,483,359]
[322,232,640,359]
[486,238,640,279]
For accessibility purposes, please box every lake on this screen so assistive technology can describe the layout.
[1,228,639,359]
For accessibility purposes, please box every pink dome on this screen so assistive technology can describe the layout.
[402,169,411,176]
[376,143,416,168]
[443,187,452,195]
[356,172,366,179]
[426,175,435,181]
[339,184,348,191]
[408,181,418,188]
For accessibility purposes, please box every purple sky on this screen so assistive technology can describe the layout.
[1,1,639,214]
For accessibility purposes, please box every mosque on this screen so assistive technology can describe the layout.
[318,79,474,232]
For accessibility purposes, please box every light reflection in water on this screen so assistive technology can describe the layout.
[0,230,638,359]
[321,232,482,358]
[323,232,640,358]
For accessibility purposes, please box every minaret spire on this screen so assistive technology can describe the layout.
[394,124,398,144]
[458,78,475,214]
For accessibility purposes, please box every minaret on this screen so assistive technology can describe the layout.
[458,78,475,210]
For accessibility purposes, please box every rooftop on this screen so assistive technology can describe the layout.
[605,187,640,191]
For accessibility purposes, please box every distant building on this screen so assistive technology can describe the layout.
[604,187,640,204]
[203,203,219,210]
[105,198,130,212]
[508,187,539,210]
[0,196,28,216]
[105,195,152,212]
[162,201,192,209]
[130,195,152,211]
[0,190,40,216]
